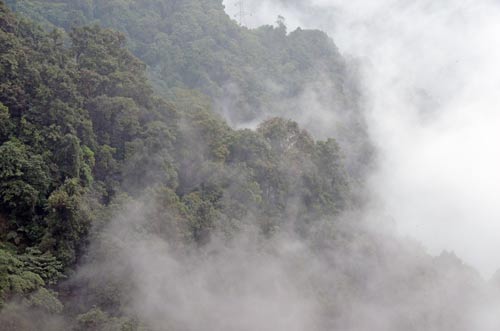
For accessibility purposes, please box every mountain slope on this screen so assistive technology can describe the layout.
[7,0,371,174]
[0,2,352,323]
[0,2,489,331]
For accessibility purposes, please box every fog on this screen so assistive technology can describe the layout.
[67,195,494,331]
[224,0,500,277]
[4,1,500,330]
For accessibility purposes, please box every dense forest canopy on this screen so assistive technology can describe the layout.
[0,1,494,331]
[6,0,349,112]
[0,2,360,328]
[6,0,371,174]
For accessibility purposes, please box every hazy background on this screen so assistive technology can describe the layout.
[223,0,500,277]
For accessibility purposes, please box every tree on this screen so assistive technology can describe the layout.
[0,102,12,142]
[0,139,49,228]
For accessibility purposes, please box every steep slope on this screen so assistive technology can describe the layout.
[6,0,371,174]
[0,2,491,331]
[0,1,353,322]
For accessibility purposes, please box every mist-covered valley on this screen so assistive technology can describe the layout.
[1,0,500,330]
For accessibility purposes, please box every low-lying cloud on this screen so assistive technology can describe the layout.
[224,0,500,277]
[69,196,499,331]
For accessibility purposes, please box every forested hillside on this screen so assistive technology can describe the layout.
[6,0,350,114]
[0,1,491,331]
[6,0,371,174]
[0,2,359,329]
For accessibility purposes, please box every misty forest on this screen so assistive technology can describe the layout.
[1,0,500,330]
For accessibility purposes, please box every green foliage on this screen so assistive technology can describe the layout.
[258,117,315,155]
[0,2,181,265]
[0,247,62,305]
[76,307,146,331]
[56,134,84,180]
[71,25,152,104]
[39,179,98,266]
[0,139,50,237]
[8,0,356,124]
[87,96,142,159]
[0,0,353,240]
[0,1,354,248]
[25,287,63,314]
[0,4,488,331]
[0,102,13,141]
[0,1,356,327]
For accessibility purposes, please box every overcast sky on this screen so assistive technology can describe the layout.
[223,0,500,277]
